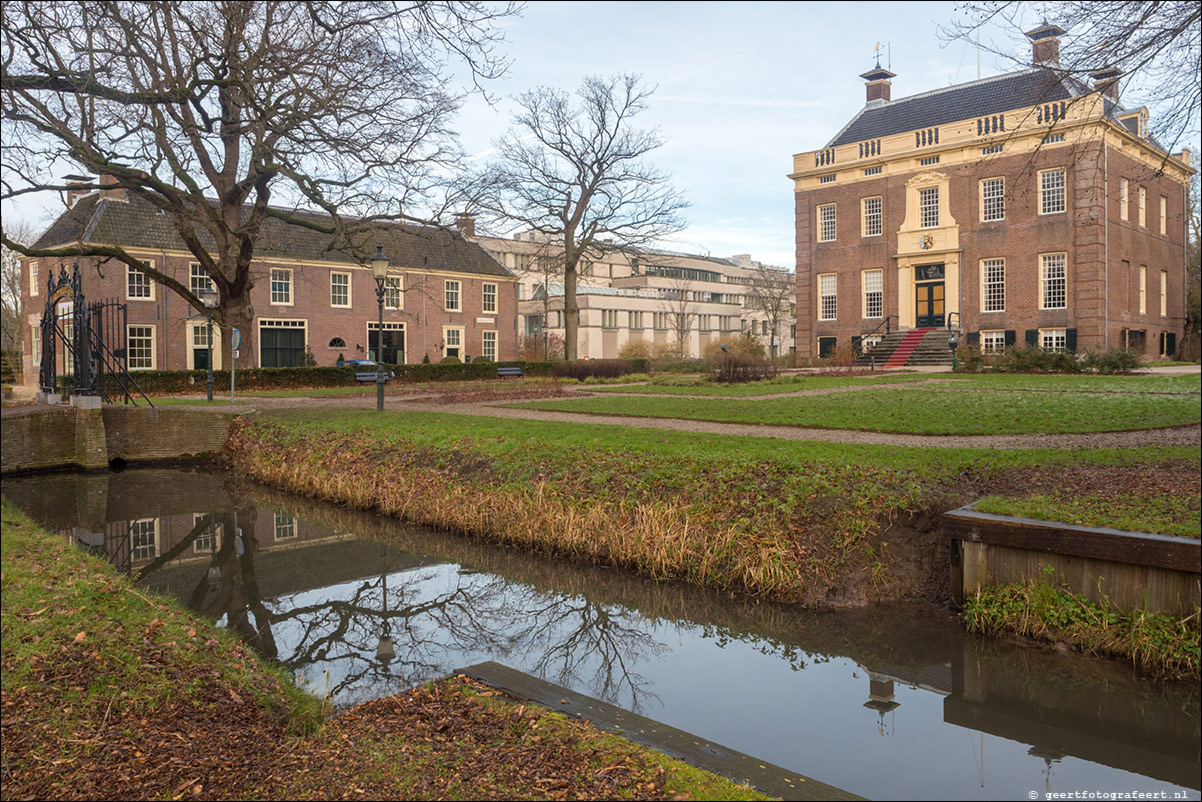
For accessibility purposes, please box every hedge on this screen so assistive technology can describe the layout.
[83,358,651,395]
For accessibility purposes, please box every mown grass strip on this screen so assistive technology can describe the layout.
[589,374,936,396]
[0,500,770,801]
[972,493,1201,538]
[511,386,1202,434]
[961,581,1200,679]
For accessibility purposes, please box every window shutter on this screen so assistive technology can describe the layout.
[966,332,980,346]
[1004,330,1016,347]
[1025,329,1038,347]
[1065,328,1077,352]
[1166,333,1177,357]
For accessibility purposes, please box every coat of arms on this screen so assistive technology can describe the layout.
[919,234,934,250]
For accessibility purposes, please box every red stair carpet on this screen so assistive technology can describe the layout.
[883,328,933,368]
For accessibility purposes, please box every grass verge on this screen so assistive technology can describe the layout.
[961,580,1200,679]
[512,385,1202,434]
[0,500,769,801]
[972,493,1200,538]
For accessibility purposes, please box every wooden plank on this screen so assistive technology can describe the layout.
[456,661,862,802]
[943,507,1200,573]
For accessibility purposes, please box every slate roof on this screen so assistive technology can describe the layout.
[33,192,513,279]
[828,67,1084,147]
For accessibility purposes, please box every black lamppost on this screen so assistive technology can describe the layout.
[369,245,390,412]
[948,332,959,372]
[376,544,395,666]
[200,286,218,401]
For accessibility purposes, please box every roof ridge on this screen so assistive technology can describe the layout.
[883,66,1048,108]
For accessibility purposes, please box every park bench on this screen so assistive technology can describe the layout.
[497,366,524,378]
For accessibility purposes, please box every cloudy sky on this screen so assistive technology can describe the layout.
[455,1,1030,267]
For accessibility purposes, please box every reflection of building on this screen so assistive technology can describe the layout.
[19,184,518,384]
[459,218,795,358]
[791,27,1192,360]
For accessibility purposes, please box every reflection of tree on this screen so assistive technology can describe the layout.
[502,587,666,712]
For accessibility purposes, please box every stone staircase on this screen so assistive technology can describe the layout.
[857,328,957,368]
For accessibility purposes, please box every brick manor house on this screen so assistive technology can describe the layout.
[19,184,518,383]
[790,26,1192,362]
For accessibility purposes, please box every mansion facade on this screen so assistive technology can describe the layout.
[791,26,1192,359]
[20,186,517,383]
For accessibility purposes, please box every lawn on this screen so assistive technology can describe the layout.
[588,373,937,396]
[511,385,1201,434]
[972,492,1201,538]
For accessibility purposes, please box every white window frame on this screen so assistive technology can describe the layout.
[1040,328,1067,352]
[385,275,403,310]
[188,321,222,371]
[1039,253,1067,310]
[190,263,215,297]
[981,258,1005,313]
[330,271,351,308]
[1139,265,1147,314]
[1138,186,1146,227]
[31,325,41,367]
[482,330,497,361]
[981,330,1006,354]
[444,280,461,312]
[919,187,940,228]
[29,261,39,297]
[817,204,836,243]
[274,512,297,541]
[127,324,157,370]
[258,318,309,368]
[1159,195,1167,235]
[129,518,160,561]
[1119,178,1129,221]
[1039,168,1066,215]
[126,262,155,301]
[270,268,293,306]
[193,513,222,553]
[366,321,405,364]
[442,325,465,358]
[980,177,1004,222]
[482,282,497,314]
[862,269,882,319]
[862,196,882,238]
[818,273,837,321]
[1160,270,1167,317]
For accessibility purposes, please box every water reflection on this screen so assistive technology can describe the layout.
[3,467,1198,801]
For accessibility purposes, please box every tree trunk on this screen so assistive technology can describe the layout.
[563,261,578,361]
[217,292,256,369]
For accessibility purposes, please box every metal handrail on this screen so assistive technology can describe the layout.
[862,315,895,339]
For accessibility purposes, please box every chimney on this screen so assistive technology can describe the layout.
[1089,68,1121,101]
[98,172,129,202]
[455,214,476,238]
[63,174,94,209]
[1025,24,1066,67]
[860,66,896,104]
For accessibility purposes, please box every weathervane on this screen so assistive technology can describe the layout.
[873,41,883,68]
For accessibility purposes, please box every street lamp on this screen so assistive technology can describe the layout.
[199,286,219,401]
[370,245,390,413]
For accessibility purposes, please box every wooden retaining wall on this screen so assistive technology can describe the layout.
[944,506,1200,616]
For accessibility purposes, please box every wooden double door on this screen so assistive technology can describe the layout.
[915,264,945,328]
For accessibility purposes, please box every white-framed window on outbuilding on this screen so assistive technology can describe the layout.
[1138,186,1146,227]
[818,273,837,321]
[1139,265,1147,314]
[129,518,159,561]
[1160,195,1167,235]
[270,268,292,305]
[1040,328,1067,352]
[190,263,215,297]
[482,330,497,362]
[982,258,1005,313]
[862,269,882,319]
[31,326,41,367]
[330,271,351,308]
[127,324,156,370]
[1119,178,1129,220]
[817,204,836,242]
[385,275,402,310]
[274,512,296,541]
[1160,271,1167,317]
[1039,253,1066,310]
[29,261,39,297]
[445,280,461,312]
[127,262,154,301]
[442,325,464,359]
[259,319,307,367]
[1039,168,1066,215]
[482,282,497,314]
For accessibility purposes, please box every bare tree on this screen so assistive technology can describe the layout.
[2,1,515,366]
[658,274,695,358]
[743,270,795,360]
[944,2,1200,152]
[476,74,688,360]
[0,218,36,357]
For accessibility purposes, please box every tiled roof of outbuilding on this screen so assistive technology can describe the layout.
[33,192,513,279]
[828,67,1082,147]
